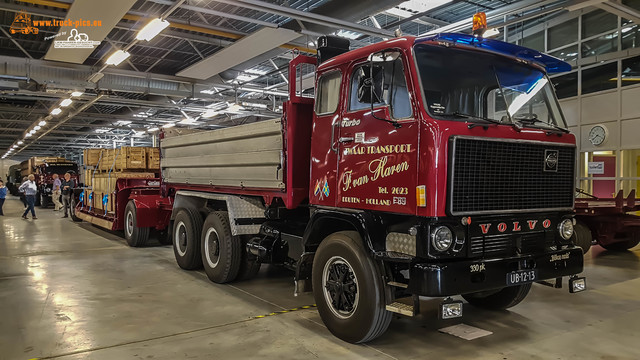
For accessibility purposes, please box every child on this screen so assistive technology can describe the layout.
[0,180,6,216]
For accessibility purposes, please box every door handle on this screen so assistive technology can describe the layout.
[339,137,354,143]
[330,121,339,154]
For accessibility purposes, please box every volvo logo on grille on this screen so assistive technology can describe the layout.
[544,149,559,172]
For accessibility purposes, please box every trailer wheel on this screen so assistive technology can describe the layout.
[571,221,593,254]
[173,208,203,270]
[312,231,391,343]
[124,201,149,247]
[70,197,82,222]
[201,211,242,283]
[462,283,532,310]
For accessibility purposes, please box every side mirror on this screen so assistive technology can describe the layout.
[356,65,384,104]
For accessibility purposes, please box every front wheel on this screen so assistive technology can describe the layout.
[462,283,532,310]
[312,231,391,343]
[124,200,149,247]
[571,221,593,254]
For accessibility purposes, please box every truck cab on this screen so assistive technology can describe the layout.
[35,162,78,207]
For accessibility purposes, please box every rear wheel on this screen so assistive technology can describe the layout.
[312,231,392,343]
[201,211,242,283]
[124,200,149,247]
[70,197,82,222]
[571,221,593,254]
[173,208,203,270]
[462,284,532,310]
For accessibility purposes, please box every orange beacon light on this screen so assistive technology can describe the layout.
[472,12,487,36]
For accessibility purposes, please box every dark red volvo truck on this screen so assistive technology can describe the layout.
[75,32,587,343]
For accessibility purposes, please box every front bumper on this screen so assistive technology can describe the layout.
[408,247,584,297]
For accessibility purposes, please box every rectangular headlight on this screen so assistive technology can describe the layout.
[569,276,586,293]
[440,300,463,319]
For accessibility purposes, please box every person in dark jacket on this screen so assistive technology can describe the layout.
[0,180,6,216]
[19,174,37,219]
[60,172,75,218]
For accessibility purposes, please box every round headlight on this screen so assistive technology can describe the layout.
[559,219,574,240]
[431,226,453,252]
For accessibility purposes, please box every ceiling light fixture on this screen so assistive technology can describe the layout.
[136,18,170,41]
[71,91,83,97]
[162,123,176,129]
[25,133,32,138]
[60,98,73,107]
[17,141,23,145]
[106,50,131,66]
[51,108,62,115]
[147,127,160,132]
[38,120,46,126]
[34,125,41,131]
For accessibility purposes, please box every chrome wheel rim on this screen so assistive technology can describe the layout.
[204,227,221,269]
[322,256,359,319]
[125,211,134,237]
[174,221,188,256]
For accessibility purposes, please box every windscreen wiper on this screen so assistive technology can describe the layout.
[441,112,501,129]
[513,116,569,134]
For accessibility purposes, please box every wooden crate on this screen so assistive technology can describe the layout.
[87,172,156,211]
[83,149,103,167]
[146,147,160,170]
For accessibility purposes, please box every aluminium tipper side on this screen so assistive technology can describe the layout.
[161,118,285,190]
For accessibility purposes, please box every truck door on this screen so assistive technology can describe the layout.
[309,70,343,206]
[336,51,419,214]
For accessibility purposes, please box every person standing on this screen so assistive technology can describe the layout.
[19,174,37,220]
[0,180,6,216]
[60,172,75,218]
[51,173,62,211]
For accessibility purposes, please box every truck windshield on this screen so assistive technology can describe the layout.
[414,43,568,130]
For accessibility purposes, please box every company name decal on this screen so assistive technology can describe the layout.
[344,143,411,156]
[341,156,409,192]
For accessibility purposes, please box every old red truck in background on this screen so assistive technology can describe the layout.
[74,32,587,343]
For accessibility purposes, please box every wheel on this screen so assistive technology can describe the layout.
[123,200,149,247]
[173,208,203,270]
[236,237,261,281]
[312,231,392,343]
[70,196,82,222]
[600,232,640,251]
[201,211,242,283]
[571,221,592,254]
[462,283,532,310]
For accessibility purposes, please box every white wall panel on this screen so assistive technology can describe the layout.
[621,86,640,119]
[621,118,640,149]
[581,92,619,125]
[559,98,579,127]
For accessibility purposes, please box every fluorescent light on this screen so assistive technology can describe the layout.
[38,120,46,126]
[136,18,170,41]
[25,133,32,138]
[51,108,62,115]
[147,127,160,132]
[201,109,219,118]
[12,145,17,148]
[106,50,131,66]
[245,68,269,76]
[18,141,23,145]
[60,98,73,107]
[116,120,132,125]
[385,0,453,18]
[71,91,83,97]
[29,130,36,134]
[162,123,176,128]
[335,29,362,40]
[34,125,41,130]
[179,118,197,125]
[236,74,259,82]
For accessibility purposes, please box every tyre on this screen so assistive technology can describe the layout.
[462,283,532,310]
[70,196,82,222]
[173,208,203,270]
[571,221,592,254]
[201,211,242,283]
[123,200,149,247]
[312,231,392,343]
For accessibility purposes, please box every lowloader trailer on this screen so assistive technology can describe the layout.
[74,31,587,343]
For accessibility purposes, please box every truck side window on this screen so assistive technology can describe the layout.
[349,58,412,119]
[315,71,342,115]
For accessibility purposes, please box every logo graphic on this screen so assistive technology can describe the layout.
[544,149,559,172]
[10,11,39,35]
[314,176,330,200]
[54,28,101,49]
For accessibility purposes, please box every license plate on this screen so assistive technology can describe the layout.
[506,269,538,286]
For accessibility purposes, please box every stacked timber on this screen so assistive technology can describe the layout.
[82,147,159,213]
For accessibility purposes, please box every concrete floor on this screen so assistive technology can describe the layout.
[1,196,640,360]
